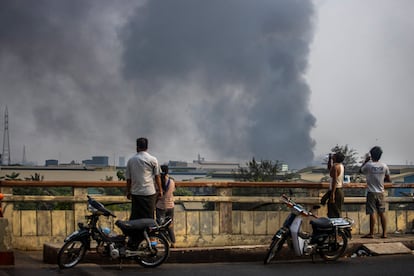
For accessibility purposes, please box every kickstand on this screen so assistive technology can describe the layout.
[118,259,123,270]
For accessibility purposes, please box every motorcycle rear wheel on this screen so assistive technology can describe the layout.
[57,240,87,269]
[137,233,170,268]
[319,230,348,261]
[264,236,285,264]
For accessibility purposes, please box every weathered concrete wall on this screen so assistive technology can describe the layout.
[0,218,14,265]
[0,218,13,251]
[7,207,414,250]
[2,181,414,250]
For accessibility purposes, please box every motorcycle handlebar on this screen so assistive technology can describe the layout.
[280,194,318,218]
[87,195,116,217]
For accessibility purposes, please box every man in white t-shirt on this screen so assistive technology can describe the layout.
[360,146,391,239]
[126,137,162,220]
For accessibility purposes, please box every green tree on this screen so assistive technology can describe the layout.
[232,158,298,211]
[322,144,367,183]
[325,144,359,171]
[234,158,282,182]
[27,173,43,181]
[116,170,126,181]
[5,172,21,180]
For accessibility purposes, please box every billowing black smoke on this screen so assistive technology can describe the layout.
[0,0,315,168]
[0,0,135,162]
[120,0,316,168]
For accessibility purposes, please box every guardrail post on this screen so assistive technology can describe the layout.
[73,187,88,229]
[0,187,13,219]
[216,187,232,234]
[0,188,14,265]
[0,193,3,218]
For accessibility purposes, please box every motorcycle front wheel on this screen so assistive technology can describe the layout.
[319,230,348,261]
[264,235,286,264]
[137,233,170,268]
[57,240,87,269]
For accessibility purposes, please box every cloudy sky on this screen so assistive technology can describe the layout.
[308,0,414,166]
[0,0,413,169]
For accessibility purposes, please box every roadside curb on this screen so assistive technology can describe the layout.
[42,234,414,264]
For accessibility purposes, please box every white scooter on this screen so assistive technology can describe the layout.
[264,194,354,264]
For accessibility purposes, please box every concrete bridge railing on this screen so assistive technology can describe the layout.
[1,180,414,250]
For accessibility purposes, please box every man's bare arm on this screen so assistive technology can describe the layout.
[126,179,132,199]
[155,175,163,197]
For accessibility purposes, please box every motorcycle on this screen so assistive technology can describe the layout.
[58,195,172,269]
[264,194,353,264]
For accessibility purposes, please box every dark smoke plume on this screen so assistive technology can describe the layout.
[0,0,316,168]
[120,0,316,167]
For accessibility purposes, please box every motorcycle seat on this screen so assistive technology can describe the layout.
[310,217,332,228]
[115,218,156,231]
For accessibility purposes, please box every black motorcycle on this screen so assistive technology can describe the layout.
[57,195,171,269]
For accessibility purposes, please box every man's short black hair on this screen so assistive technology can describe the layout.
[161,164,169,174]
[335,152,345,163]
[136,137,148,150]
[370,146,383,161]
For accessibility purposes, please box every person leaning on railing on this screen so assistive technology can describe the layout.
[321,152,345,218]
[156,165,176,247]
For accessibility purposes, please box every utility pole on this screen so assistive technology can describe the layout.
[22,145,27,165]
[2,106,11,165]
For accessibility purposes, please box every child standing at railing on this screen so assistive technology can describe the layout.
[156,165,176,246]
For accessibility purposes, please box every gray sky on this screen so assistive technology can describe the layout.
[0,0,412,168]
[308,0,414,166]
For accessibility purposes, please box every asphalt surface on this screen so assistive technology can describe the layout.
[2,233,414,271]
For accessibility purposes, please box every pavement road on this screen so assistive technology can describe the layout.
[2,251,414,276]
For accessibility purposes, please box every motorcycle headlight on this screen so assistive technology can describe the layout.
[292,205,303,215]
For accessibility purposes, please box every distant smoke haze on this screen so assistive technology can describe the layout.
[0,0,316,168]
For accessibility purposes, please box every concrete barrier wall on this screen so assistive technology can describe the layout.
[1,181,414,250]
[0,218,12,251]
[6,207,414,250]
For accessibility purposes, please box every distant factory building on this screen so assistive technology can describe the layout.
[45,159,59,166]
[82,156,109,167]
[119,156,125,167]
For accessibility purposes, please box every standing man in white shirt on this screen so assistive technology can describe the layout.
[360,146,391,239]
[126,137,163,220]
